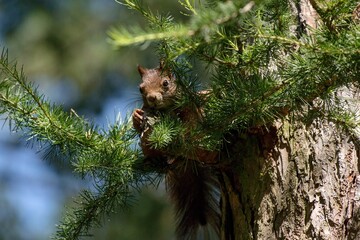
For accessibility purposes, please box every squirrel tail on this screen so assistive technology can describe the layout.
[166,160,220,239]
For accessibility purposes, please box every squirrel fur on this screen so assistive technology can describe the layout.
[132,63,220,239]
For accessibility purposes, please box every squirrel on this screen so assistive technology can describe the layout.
[132,62,220,239]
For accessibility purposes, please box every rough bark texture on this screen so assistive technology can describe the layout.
[218,85,360,239]
[218,71,360,240]
[218,1,360,239]
[220,112,360,239]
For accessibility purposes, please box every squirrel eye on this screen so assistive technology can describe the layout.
[162,80,169,87]
[139,86,144,94]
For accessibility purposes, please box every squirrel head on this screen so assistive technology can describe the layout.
[137,63,177,110]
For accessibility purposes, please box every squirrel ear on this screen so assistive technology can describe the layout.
[137,65,147,77]
[158,60,172,77]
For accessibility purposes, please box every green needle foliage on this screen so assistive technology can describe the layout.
[0,49,143,239]
[110,0,360,142]
[1,0,360,239]
[147,114,183,150]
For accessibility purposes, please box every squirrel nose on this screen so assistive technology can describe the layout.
[147,95,156,102]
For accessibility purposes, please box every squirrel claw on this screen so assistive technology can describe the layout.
[132,108,144,132]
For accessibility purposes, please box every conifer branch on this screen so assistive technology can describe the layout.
[108,26,193,48]
[109,1,254,49]
[179,0,199,15]
[0,48,143,239]
[0,0,359,239]
[55,180,133,240]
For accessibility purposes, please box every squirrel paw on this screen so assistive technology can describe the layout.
[132,108,144,133]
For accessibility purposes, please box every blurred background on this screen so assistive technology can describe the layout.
[0,1,186,239]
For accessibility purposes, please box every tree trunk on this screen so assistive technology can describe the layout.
[219,1,360,239]
[219,87,360,239]
[219,114,360,239]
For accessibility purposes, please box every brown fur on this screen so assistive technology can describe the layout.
[166,161,220,239]
[138,65,176,110]
[132,64,220,239]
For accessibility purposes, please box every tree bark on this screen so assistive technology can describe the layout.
[219,112,360,239]
[219,1,360,239]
